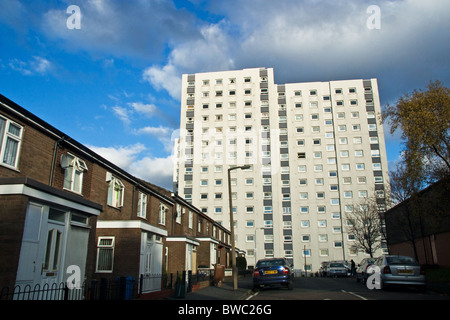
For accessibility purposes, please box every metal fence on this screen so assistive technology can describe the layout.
[1,282,85,301]
[0,277,135,301]
[1,269,216,300]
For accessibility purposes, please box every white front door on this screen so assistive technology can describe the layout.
[140,233,163,293]
[15,203,67,298]
[40,221,65,288]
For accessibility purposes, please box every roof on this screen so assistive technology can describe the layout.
[0,93,173,205]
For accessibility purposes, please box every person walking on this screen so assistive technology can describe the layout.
[350,259,356,277]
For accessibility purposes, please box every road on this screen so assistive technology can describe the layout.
[247,276,450,300]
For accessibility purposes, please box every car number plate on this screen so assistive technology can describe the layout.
[398,269,413,274]
[264,270,278,275]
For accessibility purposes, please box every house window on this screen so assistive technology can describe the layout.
[176,204,182,224]
[96,237,115,273]
[159,203,167,225]
[107,174,124,208]
[61,153,88,194]
[189,211,194,228]
[137,192,147,218]
[0,116,23,169]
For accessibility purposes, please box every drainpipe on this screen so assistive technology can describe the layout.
[49,137,65,187]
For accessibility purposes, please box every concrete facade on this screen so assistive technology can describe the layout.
[173,67,390,271]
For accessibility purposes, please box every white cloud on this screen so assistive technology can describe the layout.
[128,102,157,117]
[41,0,200,60]
[130,155,174,190]
[8,56,52,76]
[88,143,174,190]
[143,64,182,100]
[143,0,449,104]
[142,22,235,100]
[8,59,31,75]
[88,143,146,169]
[134,126,171,137]
[30,56,52,74]
[111,106,131,126]
[111,100,162,126]
[134,126,175,153]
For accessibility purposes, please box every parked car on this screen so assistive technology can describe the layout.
[253,258,294,290]
[356,258,376,284]
[327,262,348,277]
[373,255,426,291]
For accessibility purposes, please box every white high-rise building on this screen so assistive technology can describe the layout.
[173,67,389,272]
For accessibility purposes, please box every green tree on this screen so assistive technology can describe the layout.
[383,81,450,182]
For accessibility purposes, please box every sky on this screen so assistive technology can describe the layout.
[0,0,449,190]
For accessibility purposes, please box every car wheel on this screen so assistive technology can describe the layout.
[287,282,293,290]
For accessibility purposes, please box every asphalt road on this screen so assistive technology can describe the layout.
[247,276,450,300]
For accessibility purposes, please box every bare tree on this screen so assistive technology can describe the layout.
[346,195,384,258]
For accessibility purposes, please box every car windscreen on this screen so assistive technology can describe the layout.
[386,256,419,266]
[257,260,284,267]
[329,263,344,268]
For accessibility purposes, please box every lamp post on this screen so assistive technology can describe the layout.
[254,227,264,265]
[228,164,251,291]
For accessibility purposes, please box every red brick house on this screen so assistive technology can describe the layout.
[166,193,232,276]
[385,177,450,267]
[0,95,102,292]
[0,94,237,299]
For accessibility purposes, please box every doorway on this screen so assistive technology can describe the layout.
[15,203,67,296]
[140,232,163,293]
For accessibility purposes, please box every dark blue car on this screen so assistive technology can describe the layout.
[253,258,294,290]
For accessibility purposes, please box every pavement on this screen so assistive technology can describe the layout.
[169,276,254,300]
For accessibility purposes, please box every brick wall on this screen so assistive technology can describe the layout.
[389,231,450,267]
[196,241,212,268]
[0,111,54,183]
[165,241,187,276]
[94,228,141,280]
[0,195,28,287]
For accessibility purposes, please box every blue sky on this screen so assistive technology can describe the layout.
[1,0,449,190]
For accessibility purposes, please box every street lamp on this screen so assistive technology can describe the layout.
[228,164,251,290]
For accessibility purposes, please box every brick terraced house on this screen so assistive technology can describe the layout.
[0,94,235,299]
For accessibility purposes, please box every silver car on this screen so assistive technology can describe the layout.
[356,258,376,284]
[372,255,426,291]
[327,262,348,277]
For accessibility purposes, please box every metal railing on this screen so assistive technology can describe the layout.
[1,277,135,301]
[1,269,216,300]
[1,282,85,301]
